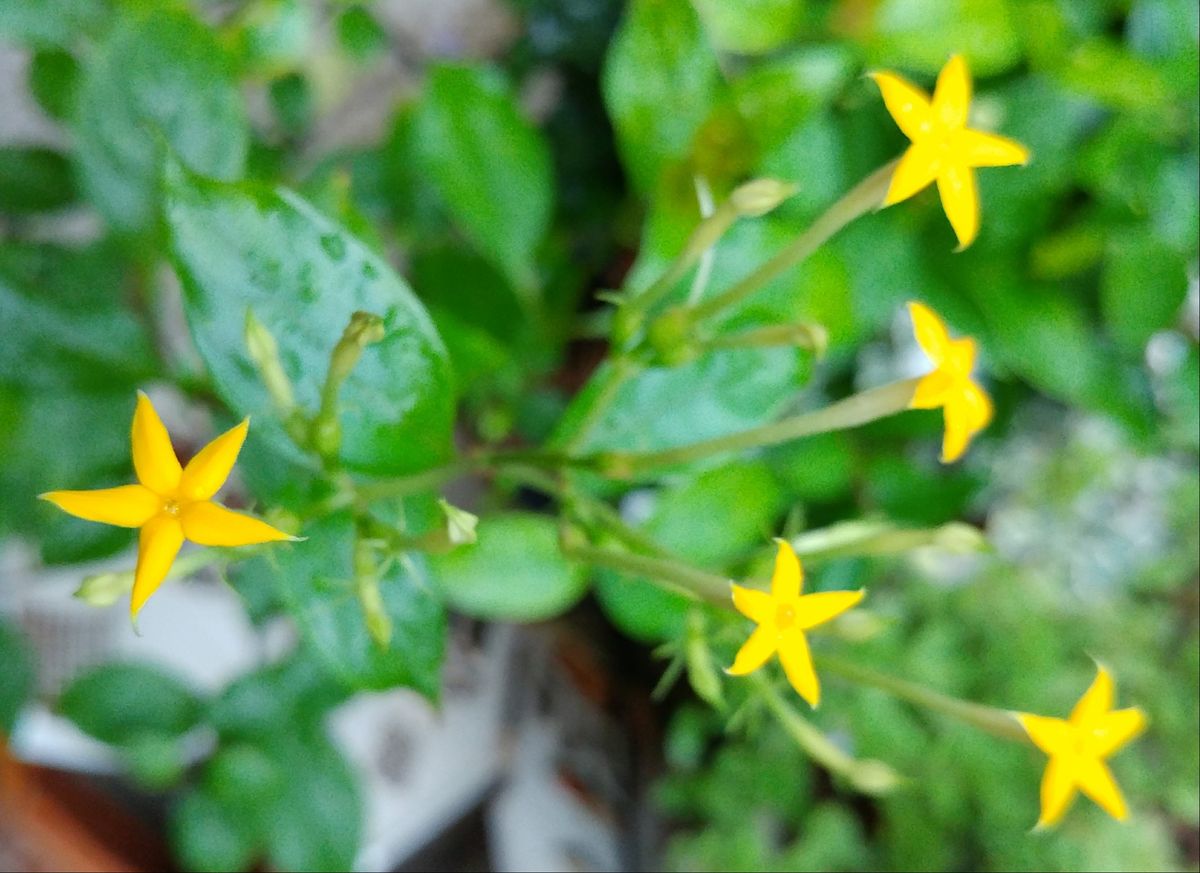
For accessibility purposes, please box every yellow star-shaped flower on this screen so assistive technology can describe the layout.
[1016,666,1147,829]
[908,301,993,464]
[870,54,1030,249]
[727,539,864,708]
[41,391,296,620]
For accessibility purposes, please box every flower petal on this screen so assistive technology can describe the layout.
[1016,713,1074,757]
[1036,756,1079,829]
[131,515,184,619]
[869,71,933,141]
[179,419,249,502]
[942,337,978,379]
[40,485,159,528]
[731,583,773,624]
[952,128,1030,168]
[940,378,994,462]
[778,629,820,708]
[1088,707,1147,759]
[931,54,972,130]
[884,142,940,206]
[770,538,803,600]
[726,625,777,676]
[911,370,955,410]
[1071,665,1114,726]
[936,164,980,250]
[939,389,984,463]
[180,501,295,547]
[795,589,866,630]
[907,301,950,364]
[132,391,182,495]
[1075,757,1128,821]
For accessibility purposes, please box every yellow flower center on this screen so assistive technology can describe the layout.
[775,603,796,630]
[162,498,181,517]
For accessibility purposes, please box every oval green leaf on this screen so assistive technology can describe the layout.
[164,162,455,476]
[73,6,248,233]
[58,662,204,746]
[429,512,588,621]
[413,64,554,294]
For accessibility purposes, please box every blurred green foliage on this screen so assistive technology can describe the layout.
[0,0,1196,871]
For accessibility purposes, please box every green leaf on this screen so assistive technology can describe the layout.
[171,787,260,873]
[732,46,856,158]
[269,72,314,138]
[73,6,248,233]
[336,4,388,62]
[0,388,137,564]
[208,654,348,742]
[692,0,805,55]
[59,662,204,746]
[430,512,588,621]
[0,147,76,213]
[120,733,190,790]
[0,242,156,391]
[860,0,1023,76]
[230,514,446,697]
[28,49,80,120]
[164,162,455,476]
[413,65,554,293]
[185,727,362,872]
[603,0,724,192]
[766,433,856,503]
[0,619,35,736]
[1101,231,1189,351]
[554,347,804,456]
[262,731,362,872]
[231,0,313,76]
[0,0,108,48]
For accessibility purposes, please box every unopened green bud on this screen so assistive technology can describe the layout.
[612,301,641,348]
[932,522,990,554]
[558,522,589,553]
[75,569,134,606]
[328,311,385,387]
[830,608,888,643]
[438,499,478,547]
[730,178,798,217]
[244,309,297,414]
[647,307,698,367]
[314,311,387,463]
[848,758,906,795]
[310,416,341,461]
[354,539,392,647]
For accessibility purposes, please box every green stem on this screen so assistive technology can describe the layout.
[618,198,741,332]
[598,377,920,476]
[816,654,1029,743]
[318,448,593,516]
[561,541,731,605]
[755,673,904,795]
[704,322,828,358]
[685,160,897,324]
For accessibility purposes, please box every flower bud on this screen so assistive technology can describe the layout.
[730,178,798,217]
[75,570,134,606]
[438,499,478,547]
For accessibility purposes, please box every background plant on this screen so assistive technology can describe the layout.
[0,0,1196,871]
